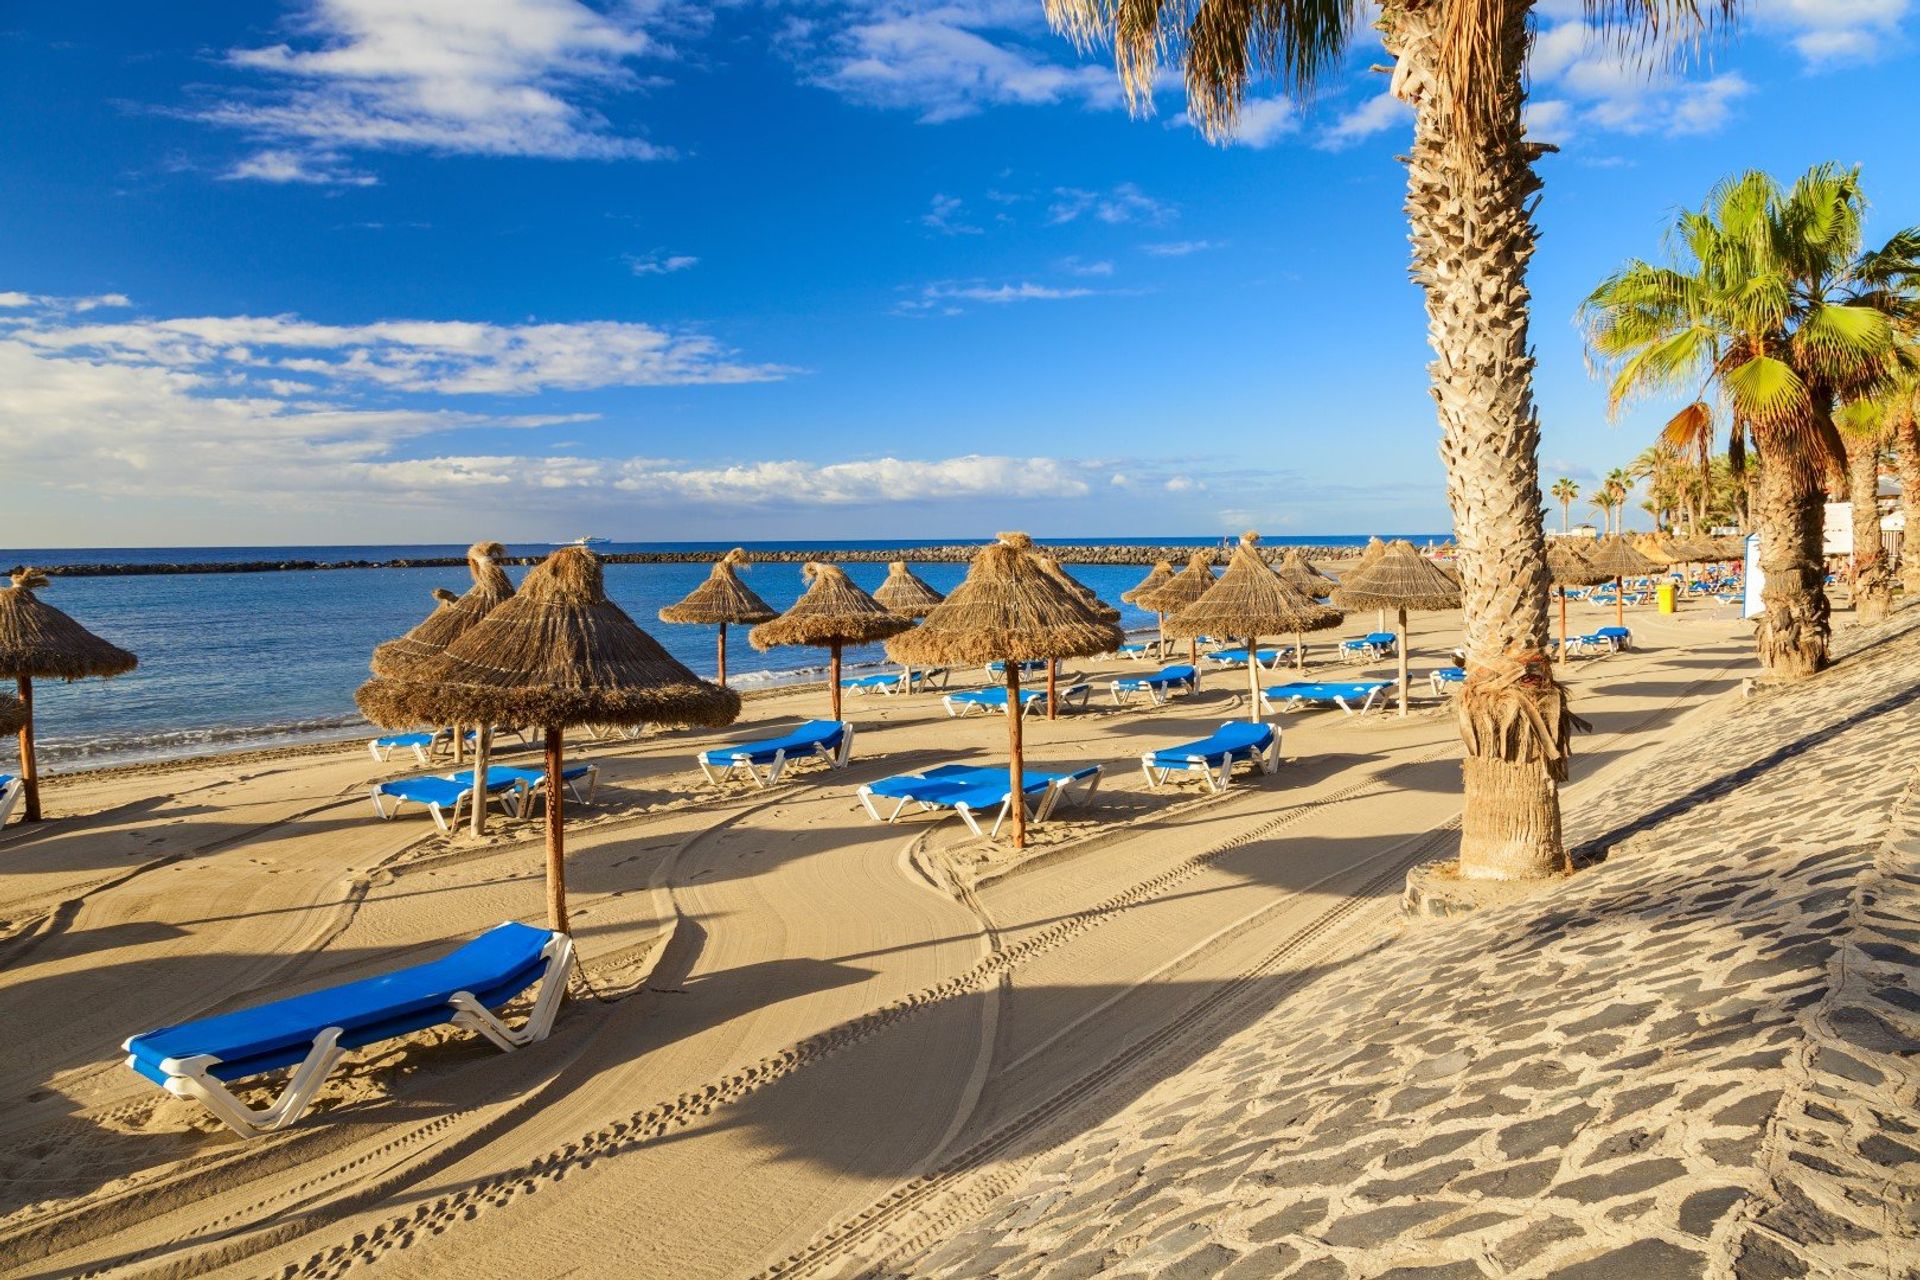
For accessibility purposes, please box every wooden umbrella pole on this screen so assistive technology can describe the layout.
[17,675,38,823]
[1007,664,1025,849]
[1397,606,1410,719]
[830,642,843,722]
[1559,587,1569,663]
[452,722,464,765]
[544,726,568,934]
[1294,630,1305,672]
[1046,658,1058,721]
[1157,612,1165,659]
[469,724,493,837]
[717,623,728,689]
[1245,636,1261,723]
[1615,576,1625,630]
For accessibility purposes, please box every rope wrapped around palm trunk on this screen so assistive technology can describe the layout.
[1456,650,1589,783]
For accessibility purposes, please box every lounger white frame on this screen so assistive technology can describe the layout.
[512,764,602,816]
[942,684,1092,718]
[858,767,1103,838]
[129,932,575,1139]
[369,778,526,834]
[1429,669,1466,695]
[1140,729,1279,793]
[696,724,856,789]
[1107,672,1197,707]
[0,777,21,828]
[1258,685,1386,717]
[368,731,445,764]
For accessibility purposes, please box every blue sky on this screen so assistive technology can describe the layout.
[2,0,1916,547]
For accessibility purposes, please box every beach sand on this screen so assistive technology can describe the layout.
[0,600,1760,1279]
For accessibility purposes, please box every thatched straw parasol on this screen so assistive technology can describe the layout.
[1036,555,1119,721]
[1273,549,1342,673]
[358,547,737,931]
[0,693,25,738]
[1587,536,1657,629]
[0,569,138,822]
[1136,552,1219,676]
[873,561,945,618]
[659,548,777,690]
[1168,533,1342,721]
[1548,542,1613,661]
[1330,541,1461,717]
[1348,536,1390,630]
[888,533,1123,848]
[750,563,912,723]
[371,540,516,777]
[372,541,514,679]
[1122,559,1176,659]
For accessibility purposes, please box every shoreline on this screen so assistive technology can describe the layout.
[5,542,1382,579]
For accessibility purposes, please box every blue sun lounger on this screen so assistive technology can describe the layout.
[857,763,1102,838]
[448,764,599,812]
[1141,721,1280,793]
[985,660,1049,676]
[1109,663,1199,707]
[1338,633,1398,662]
[842,668,949,695]
[942,684,1093,717]
[697,719,854,788]
[0,775,20,827]
[369,731,446,764]
[370,773,526,833]
[1429,666,1466,694]
[122,921,573,1138]
[1113,642,1154,660]
[1203,647,1292,670]
[1260,681,1390,716]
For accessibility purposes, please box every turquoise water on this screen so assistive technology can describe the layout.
[0,539,1431,768]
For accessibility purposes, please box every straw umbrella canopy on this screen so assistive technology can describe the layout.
[372,541,514,679]
[0,692,26,738]
[1036,556,1119,720]
[1548,542,1613,661]
[1330,541,1461,717]
[359,547,737,932]
[873,561,945,618]
[750,563,912,723]
[1167,533,1342,721]
[1348,536,1390,630]
[887,533,1123,849]
[1122,560,1176,658]
[1136,552,1219,674]
[1273,549,1342,672]
[0,569,138,822]
[1587,536,1657,629]
[658,548,776,690]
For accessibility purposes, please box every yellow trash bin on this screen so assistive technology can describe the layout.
[1656,582,1677,614]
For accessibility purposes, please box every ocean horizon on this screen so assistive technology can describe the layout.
[0,537,1447,771]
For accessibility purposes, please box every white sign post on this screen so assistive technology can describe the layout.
[1742,533,1764,620]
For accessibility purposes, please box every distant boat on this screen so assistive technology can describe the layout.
[558,536,610,547]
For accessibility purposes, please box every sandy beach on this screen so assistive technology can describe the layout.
[0,597,1762,1278]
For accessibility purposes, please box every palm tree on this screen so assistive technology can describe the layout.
[1582,166,1913,678]
[1047,0,1739,881]
[1885,370,1920,594]
[1836,398,1894,622]
[1550,477,1580,533]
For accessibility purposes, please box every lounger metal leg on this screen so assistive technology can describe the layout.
[957,802,989,838]
[152,1029,349,1139]
[371,789,392,819]
[834,727,855,769]
[762,749,788,787]
[449,934,575,1051]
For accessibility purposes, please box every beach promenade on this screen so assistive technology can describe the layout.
[0,601,1883,1279]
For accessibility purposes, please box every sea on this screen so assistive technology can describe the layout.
[0,538,1443,770]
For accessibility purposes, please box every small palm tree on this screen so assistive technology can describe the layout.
[1550,478,1580,533]
[1836,398,1895,622]
[1582,165,1914,677]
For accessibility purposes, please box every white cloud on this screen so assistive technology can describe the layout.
[1058,256,1114,277]
[921,193,983,235]
[202,0,680,179]
[1047,183,1175,226]
[627,252,700,275]
[1318,91,1410,149]
[1525,22,1755,142]
[922,281,1096,303]
[796,2,1119,123]
[1751,0,1909,64]
[2,295,786,396]
[0,291,133,312]
[1211,96,1299,148]
[222,148,377,185]
[1140,240,1221,257]
[1164,475,1204,493]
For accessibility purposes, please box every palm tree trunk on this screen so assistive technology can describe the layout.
[1752,446,1831,678]
[1898,417,1920,595]
[1847,434,1890,623]
[1384,0,1570,881]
